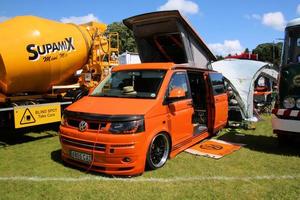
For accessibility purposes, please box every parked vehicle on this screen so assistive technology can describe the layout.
[59,11,228,175]
[272,18,300,142]
[0,16,118,129]
[254,76,276,114]
[118,51,141,64]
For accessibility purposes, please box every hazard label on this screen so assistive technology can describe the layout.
[14,103,61,128]
[20,108,36,125]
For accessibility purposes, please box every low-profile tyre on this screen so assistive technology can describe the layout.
[146,133,170,170]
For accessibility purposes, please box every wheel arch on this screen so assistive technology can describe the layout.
[146,130,172,153]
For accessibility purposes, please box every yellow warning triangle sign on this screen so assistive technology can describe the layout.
[20,108,36,125]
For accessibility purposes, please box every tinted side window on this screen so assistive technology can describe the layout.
[168,72,190,98]
[209,73,225,95]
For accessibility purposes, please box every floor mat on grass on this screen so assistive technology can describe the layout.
[185,139,244,159]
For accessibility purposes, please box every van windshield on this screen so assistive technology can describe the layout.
[90,70,166,99]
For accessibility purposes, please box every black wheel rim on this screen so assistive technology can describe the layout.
[150,134,169,168]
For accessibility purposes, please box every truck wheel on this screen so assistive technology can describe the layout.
[146,133,170,170]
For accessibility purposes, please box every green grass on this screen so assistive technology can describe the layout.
[0,116,299,200]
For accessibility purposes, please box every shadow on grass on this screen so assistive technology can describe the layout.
[218,128,300,157]
[0,123,59,147]
[51,149,64,164]
[51,149,91,174]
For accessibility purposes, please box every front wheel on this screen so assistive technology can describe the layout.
[146,133,170,170]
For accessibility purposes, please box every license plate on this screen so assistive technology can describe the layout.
[69,150,92,163]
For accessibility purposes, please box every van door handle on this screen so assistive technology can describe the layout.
[187,101,193,106]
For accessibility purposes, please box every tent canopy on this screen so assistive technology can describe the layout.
[212,59,278,121]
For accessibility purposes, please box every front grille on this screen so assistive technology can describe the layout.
[68,119,79,127]
[67,119,107,130]
[61,136,106,151]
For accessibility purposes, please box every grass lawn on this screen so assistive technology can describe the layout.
[0,115,299,199]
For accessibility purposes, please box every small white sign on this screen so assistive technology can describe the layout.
[84,73,92,81]
[297,38,300,47]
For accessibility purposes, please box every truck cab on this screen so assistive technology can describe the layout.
[272,18,300,142]
[59,10,228,175]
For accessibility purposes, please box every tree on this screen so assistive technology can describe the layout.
[252,42,283,66]
[106,22,137,54]
[244,48,249,53]
[216,55,224,60]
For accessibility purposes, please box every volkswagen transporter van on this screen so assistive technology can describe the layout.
[59,11,228,175]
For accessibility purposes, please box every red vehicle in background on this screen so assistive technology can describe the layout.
[226,52,258,60]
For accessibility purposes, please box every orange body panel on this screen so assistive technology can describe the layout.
[167,99,194,143]
[60,126,147,175]
[59,63,228,175]
[212,94,228,131]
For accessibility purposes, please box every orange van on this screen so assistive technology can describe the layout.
[59,10,228,175]
[59,62,228,175]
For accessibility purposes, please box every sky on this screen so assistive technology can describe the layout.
[1,0,300,56]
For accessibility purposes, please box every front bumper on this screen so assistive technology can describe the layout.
[271,114,300,135]
[59,126,147,176]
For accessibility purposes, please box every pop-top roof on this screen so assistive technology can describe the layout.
[123,10,216,69]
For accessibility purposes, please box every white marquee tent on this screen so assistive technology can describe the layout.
[212,59,278,121]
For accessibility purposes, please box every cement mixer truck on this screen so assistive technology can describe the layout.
[0,16,119,129]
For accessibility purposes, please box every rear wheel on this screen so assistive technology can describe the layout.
[146,133,170,170]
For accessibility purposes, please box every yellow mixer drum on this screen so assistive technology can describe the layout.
[0,16,96,94]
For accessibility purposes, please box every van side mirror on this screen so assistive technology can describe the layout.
[168,87,186,100]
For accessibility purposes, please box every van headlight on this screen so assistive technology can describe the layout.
[296,98,300,109]
[283,97,295,109]
[61,114,67,126]
[109,119,144,134]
